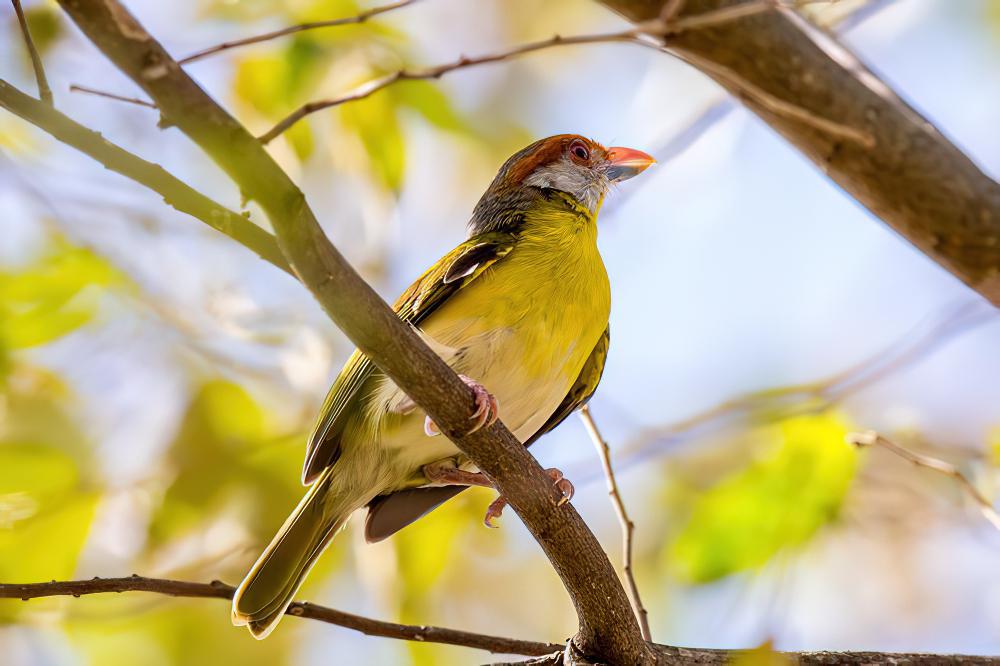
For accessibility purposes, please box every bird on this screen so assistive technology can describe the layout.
[231,134,654,638]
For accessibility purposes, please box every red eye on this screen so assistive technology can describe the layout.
[570,140,590,162]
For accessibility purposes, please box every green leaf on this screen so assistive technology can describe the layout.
[666,413,858,583]
[393,81,470,134]
[341,92,405,191]
[68,598,294,666]
[147,381,302,548]
[22,5,63,54]
[0,445,97,622]
[232,36,330,118]
[0,235,127,349]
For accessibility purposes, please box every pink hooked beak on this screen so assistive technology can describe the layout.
[605,146,656,182]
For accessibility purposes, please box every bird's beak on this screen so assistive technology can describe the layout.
[605,147,655,182]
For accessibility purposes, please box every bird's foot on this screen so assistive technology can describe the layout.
[422,460,491,488]
[483,467,575,528]
[424,375,499,437]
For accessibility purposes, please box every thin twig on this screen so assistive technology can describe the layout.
[603,300,997,475]
[0,78,292,275]
[178,0,417,65]
[579,405,652,642]
[69,84,156,109]
[11,0,53,104]
[0,576,562,656]
[258,29,645,143]
[847,431,1000,532]
[259,0,860,145]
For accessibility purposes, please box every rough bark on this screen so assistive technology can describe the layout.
[0,577,562,657]
[52,0,651,662]
[599,0,1000,307]
[497,645,1000,666]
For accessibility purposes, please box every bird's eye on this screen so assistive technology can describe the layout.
[570,141,590,162]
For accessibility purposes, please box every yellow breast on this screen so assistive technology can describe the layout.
[419,201,611,440]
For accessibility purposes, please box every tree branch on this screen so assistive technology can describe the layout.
[579,405,651,642]
[597,0,1000,307]
[494,645,1000,666]
[259,1,855,145]
[11,0,53,104]
[177,0,418,65]
[0,576,562,657]
[847,431,1000,532]
[0,78,292,276]
[52,0,650,661]
[6,577,998,666]
[70,83,156,108]
[258,29,646,144]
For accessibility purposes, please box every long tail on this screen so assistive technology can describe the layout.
[231,466,358,639]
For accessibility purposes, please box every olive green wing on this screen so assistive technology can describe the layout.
[301,232,517,485]
[524,325,610,446]
[363,326,611,542]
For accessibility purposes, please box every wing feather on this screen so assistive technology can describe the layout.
[363,326,611,541]
[300,232,516,484]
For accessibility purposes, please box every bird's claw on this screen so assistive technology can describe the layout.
[482,467,574,528]
[424,375,499,437]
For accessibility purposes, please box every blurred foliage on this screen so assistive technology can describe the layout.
[665,413,858,583]
[21,3,63,54]
[149,380,302,546]
[0,234,128,351]
[0,362,96,622]
[730,641,793,666]
[223,0,480,192]
[67,597,293,666]
[393,490,493,666]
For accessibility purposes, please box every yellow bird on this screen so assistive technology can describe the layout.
[232,134,654,638]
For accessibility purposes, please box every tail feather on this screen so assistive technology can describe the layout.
[232,467,354,639]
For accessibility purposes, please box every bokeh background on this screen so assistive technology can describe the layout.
[2,0,1000,664]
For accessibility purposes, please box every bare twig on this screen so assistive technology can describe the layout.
[260,3,859,146]
[11,0,53,104]
[178,0,417,64]
[579,405,652,642]
[0,576,562,657]
[70,83,156,109]
[0,79,292,275]
[598,300,997,476]
[847,431,1000,532]
[258,29,645,143]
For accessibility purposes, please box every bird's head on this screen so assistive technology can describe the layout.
[469,134,654,235]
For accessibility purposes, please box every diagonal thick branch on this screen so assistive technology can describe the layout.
[598,0,1000,307]
[259,1,865,146]
[51,0,651,662]
[0,576,562,657]
[0,78,291,276]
